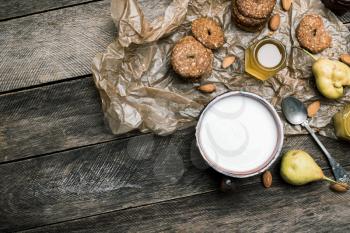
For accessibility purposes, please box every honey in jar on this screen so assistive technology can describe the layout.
[334,104,350,142]
[245,38,287,81]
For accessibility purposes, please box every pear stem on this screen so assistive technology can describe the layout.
[322,176,338,184]
[293,46,318,61]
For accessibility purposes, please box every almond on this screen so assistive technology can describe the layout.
[340,54,350,66]
[330,183,348,193]
[269,14,280,31]
[222,56,236,69]
[262,170,272,188]
[307,100,321,118]
[282,0,292,11]
[197,84,216,93]
[338,182,350,190]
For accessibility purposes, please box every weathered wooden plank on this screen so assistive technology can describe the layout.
[1,126,349,232]
[0,0,101,21]
[0,128,217,232]
[0,77,122,162]
[0,74,349,164]
[338,11,350,24]
[22,168,350,233]
[0,0,114,92]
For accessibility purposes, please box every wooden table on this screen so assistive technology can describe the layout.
[0,1,349,232]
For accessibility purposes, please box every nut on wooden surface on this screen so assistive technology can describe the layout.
[329,183,349,193]
[262,170,272,188]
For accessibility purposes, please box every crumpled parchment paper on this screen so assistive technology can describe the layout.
[92,0,350,137]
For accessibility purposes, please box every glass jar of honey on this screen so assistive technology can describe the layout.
[333,104,350,142]
[245,37,287,81]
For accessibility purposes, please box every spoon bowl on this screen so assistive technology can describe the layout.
[281,96,307,125]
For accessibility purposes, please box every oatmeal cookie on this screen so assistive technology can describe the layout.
[191,17,225,49]
[171,36,213,81]
[231,13,265,32]
[232,0,266,27]
[296,14,332,54]
[236,0,276,19]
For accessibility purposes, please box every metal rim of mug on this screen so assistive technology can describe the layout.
[195,91,284,178]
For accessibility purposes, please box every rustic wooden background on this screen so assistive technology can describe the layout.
[0,0,349,232]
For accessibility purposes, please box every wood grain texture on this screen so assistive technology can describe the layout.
[0,77,122,162]
[338,11,350,24]
[1,75,349,164]
[0,127,218,232]
[22,168,350,233]
[0,0,101,21]
[0,2,349,232]
[1,127,349,232]
[0,0,114,92]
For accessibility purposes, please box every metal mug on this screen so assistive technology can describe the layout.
[195,91,284,189]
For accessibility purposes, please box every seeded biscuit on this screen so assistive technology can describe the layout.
[236,0,276,19]
[231,13,265,32]
[296,14,332,54]
[171,36,213,81]
[232,0,266,27]
[192,17,225,49]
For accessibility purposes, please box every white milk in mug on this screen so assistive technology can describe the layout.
[196,91,284,178]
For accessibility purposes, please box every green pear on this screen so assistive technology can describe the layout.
[280,150,326,185]
[300,48,350,99]
[313,58,350,100]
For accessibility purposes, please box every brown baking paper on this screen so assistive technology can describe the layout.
[92,0,350,137]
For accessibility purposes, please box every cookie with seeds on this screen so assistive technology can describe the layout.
[232,0,266,27]
[231,13,265,32]
[236,0,276,19]
[296,14,332,54]
[171,36,213,81]
[191,17,225,49]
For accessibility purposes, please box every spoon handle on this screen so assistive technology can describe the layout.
[302,122,350,183]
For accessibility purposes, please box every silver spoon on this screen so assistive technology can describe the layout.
[282,96,349,184]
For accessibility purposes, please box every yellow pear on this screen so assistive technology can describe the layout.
[280,150,325,185]
[299,48,350,99]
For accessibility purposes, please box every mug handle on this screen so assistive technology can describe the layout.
[220,176,235,192]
